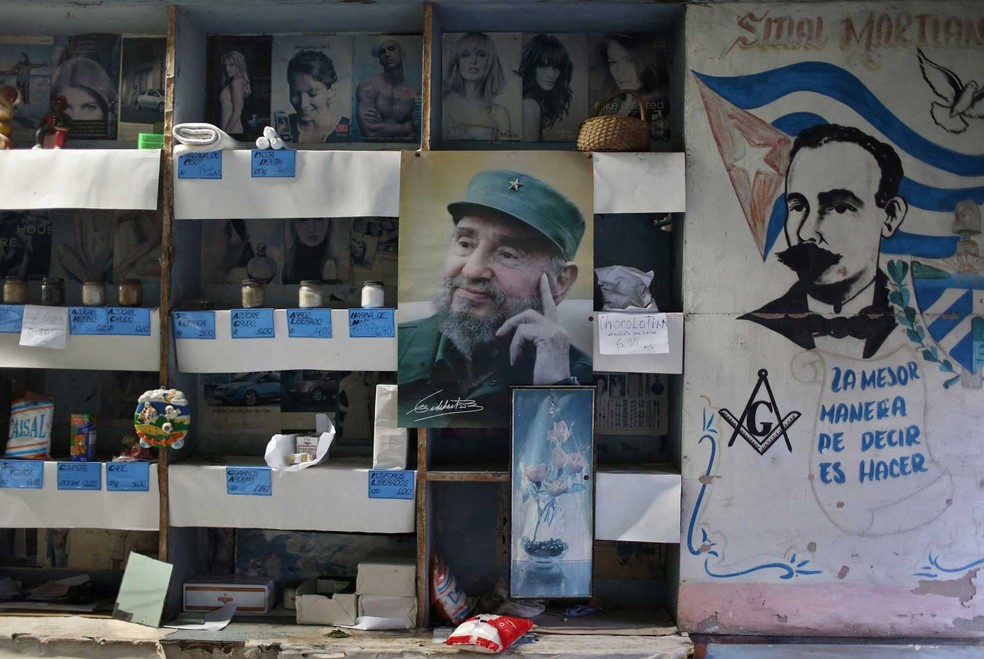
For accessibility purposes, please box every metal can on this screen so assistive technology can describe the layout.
[82,281,106,307]
[241,279,265,309]
[3,277,27,304]
[298,280,323,308]
[361,280,384,308]
[40,277,65,306]
[117,279,143,307]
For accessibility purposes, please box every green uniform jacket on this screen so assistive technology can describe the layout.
[397,315,593,428]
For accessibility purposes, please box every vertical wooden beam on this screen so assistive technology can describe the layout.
[415,426,429,627]
[420,2,433,152]
[157,3,177,562]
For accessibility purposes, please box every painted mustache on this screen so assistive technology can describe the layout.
[777,242,841,281]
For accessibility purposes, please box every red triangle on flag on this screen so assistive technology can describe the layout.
[695,77,792,259]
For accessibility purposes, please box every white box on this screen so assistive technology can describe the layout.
[357,594,416,629]
[183,577,275,614]
[356,549,416,597]
[295,579,358,626]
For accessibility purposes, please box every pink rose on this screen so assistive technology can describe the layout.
[523,463,549,483]
[551,446,567,470]
[544,479,569,496]
[567,452,587,473]
[547,420,572,443]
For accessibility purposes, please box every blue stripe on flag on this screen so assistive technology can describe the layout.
[882,231,959,258]
[949,331,975,373]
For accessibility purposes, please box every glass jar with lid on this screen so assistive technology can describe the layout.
[82,281,107,307]
[241,279,265,309]
[117,279,143,307]
[298,280,323,308]
[361,280,384,308]
[40,277,65,306]
[3,277,27,304]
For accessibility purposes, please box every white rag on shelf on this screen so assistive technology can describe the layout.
[264,426,335,472]
[595,265,659,311]
[172,123,244,156]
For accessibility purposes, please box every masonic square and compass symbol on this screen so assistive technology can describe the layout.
[720,369,801,455]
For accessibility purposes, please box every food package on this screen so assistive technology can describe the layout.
[446,614,534,654]
[5,390,53,459]
[373,385,407,469]
[431,553,472,624]
[70,414,97,461]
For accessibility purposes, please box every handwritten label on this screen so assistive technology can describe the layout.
[0,460,43,489]
[106,462,150,492]
[107,307,152,336]
[177,151,222,179]
[597,312,669,355]
[230,309,275,339]
[19,304,68,349]
[56,462,101,491]
[226,467,272,496]
[287,309,332,338]
[173,311,216,340]
[348,309,395,338]
[368,469,415,500]
[251,149,296,178]
[0,305,24,333]
[69,307,110,335]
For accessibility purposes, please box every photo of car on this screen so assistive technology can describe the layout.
[287,371,338,404]
[134,88,165,112]
[212,372,281,406]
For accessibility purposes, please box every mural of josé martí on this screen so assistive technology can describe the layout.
[682,2,984,636]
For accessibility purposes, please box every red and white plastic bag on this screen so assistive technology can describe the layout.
[446,614,533,654]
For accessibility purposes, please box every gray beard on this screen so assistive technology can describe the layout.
[433,276,541,358]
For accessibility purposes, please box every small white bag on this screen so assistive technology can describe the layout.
[372,385,408,470]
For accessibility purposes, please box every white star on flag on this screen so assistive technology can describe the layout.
[508,178,522,191]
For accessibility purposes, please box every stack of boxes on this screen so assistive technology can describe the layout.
[355,549,417,629]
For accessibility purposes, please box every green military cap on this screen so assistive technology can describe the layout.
[447,169,585,261]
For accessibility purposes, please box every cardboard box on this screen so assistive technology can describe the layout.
[183,577,274,614]
[358,594,416,629]
[356,549,416,597]
[295,579,358,626]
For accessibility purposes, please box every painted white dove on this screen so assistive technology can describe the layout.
[917,47,984,134]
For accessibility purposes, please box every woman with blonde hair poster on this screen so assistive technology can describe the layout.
[219,50,251,136]
[442,32,520,142]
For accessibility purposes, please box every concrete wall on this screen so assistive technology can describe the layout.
[681,0,984,636]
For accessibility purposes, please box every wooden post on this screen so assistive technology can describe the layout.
[416,426,428,627]
[420,2,433,151]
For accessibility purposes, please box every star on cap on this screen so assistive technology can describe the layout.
[508,178,522,191]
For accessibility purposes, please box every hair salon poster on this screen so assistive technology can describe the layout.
[52,34,121,139]
[681,1,984,636]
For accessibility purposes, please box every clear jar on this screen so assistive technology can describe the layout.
[82,281,106,307]
[3,277,27,304]
[40,277,65,306]
[298,280,323,308]
[241,279,265,309]
[117,279,143,307]
[361,280,384,308]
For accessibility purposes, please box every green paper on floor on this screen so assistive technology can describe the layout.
[112,551,173,627]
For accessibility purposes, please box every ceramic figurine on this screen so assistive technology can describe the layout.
[133,388,190,449]
[33,95,71,149]
[0,86,22,149]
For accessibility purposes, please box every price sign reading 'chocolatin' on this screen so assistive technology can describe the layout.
[172,311,216,340]
[287,308,332,338]
[0,460,43,489]
[368,469,414,500]
[226,466,272,496]
[56,462,101,491]
[251,149,296,178]
[230,309,275,339]
[178,151,222,179]
[597,312,669,355]
[106,461,150,492]
[69,307,110,335]
[0,305,24,334]
[107,307,152,336]
[348,309,395,338]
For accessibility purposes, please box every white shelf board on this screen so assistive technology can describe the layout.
[173,309,396,373]
[0,462,159,531]
[593,311,684,374]
[173,150,401,220]
[0,308,160,372]
[0,149,161,211]
[596,466,680,544]
[168,458,414,534]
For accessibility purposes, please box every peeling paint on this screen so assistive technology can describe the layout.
[951,615,984,633]
[836,501,845,508]
[776,614,788,623]
[696,612,720,632]
[837,565,850,579]
[807,542,817,552]
[912,569,977,605]
[698,475,717,484]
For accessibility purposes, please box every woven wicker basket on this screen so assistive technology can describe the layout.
[576,90,651,152]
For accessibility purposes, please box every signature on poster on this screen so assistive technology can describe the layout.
[410,390,484,422]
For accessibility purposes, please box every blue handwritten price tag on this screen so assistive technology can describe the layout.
[56,462,101,491]
[177,151,222,179]
[68,307,110,335]
[251,149,296,178]
[107,307,152,336]
[348,309,395,338]
[173,311,215,339]
[226,467,272,496]
[0,460,43,489]
[230,309,275,339]
[105,462,150,492]
[287,308,332,338]
[368,469,415,500]
[0,305,23,334]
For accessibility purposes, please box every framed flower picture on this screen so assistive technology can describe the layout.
[510,386,595,599]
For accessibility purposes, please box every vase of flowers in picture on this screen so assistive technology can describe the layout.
[519,412,590,569]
